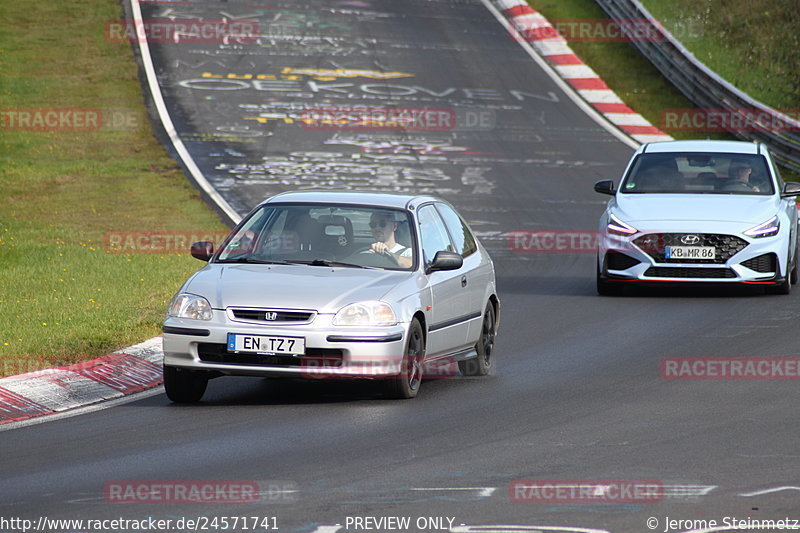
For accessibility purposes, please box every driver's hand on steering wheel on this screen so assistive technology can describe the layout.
[371,242,391,255]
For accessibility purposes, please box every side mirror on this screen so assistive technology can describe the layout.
[427,250,463,273]
[190,241,214,262]
[594,179,616,195]
[781,182,800,198]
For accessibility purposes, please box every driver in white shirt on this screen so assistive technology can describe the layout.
[369,212,413,267]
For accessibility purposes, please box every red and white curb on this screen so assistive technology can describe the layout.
[0,337,163,426]
[493,0,673,145]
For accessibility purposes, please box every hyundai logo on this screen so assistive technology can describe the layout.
[680,234,701,245]
[264,312,278,321]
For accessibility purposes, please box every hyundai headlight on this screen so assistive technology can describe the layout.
[167,293,213,321]
[333,301,397,326]
[744,216,780,238]
[607,213,638,236]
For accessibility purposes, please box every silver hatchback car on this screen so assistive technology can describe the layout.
[162,191,499,401]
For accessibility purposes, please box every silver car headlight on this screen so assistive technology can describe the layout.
[607,213,638,236]
[333,301,397,326]
[744,216,780,238]
[167,293,213,321]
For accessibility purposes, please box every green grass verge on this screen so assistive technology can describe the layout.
[0,0,228,376]
[641,0,800,111]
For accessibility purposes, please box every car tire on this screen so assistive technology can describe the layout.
[163,366,209,403]
[459,303,495,377]
[791,239,798,285]
[386,319,424,399]
[596,259,624,296]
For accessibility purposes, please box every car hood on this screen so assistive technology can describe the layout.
[184,264,414,312]
[614,194,779,224]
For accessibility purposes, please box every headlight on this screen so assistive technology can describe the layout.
[744,216,780,238]
[333,301,397,326]
[607,213,638,236]
[167,293,213,321]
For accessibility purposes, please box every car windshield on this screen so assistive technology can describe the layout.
[216,204,415,271]
[620,152,774,195]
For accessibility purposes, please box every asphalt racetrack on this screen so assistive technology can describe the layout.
[3,1,800,531]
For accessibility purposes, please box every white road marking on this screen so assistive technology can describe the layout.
[130,0,242,224]
[680,526,800,533]
[663,484,717,498]
[451,526,611,533]
[310,526,610,533]
[740,485,800,497]
[410,487,497,497]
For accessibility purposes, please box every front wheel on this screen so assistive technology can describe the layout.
[385,319,425,399]
[597,259,624,296]
[459,303,495,376]
[163,366,209,403]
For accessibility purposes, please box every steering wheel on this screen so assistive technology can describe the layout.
[349,245,400,267]
[722,179,757,192]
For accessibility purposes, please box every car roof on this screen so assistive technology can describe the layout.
[259,190,443,210]
[640,139,761,155]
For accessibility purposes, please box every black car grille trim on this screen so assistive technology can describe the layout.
[162,326,210,336]
[741,253,777,273]
[644,267,737,279]
[197,343,343,367]
[605,251,640,270]
[633,233,748,264]
[229,308,315,324]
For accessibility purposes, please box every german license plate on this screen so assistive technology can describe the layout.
[227,333,305,355]
[665,246,715,259]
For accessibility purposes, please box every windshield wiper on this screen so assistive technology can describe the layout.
[285,259,377,269]
[215,258,292,265]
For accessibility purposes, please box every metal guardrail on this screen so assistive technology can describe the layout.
[595,0,800,172]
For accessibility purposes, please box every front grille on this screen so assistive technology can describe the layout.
[197,343,343,367]
[633,233,748,264]
[741,253,777,273]
[605,251,640,270]
[644,267,736,279]
[229,308,315,324]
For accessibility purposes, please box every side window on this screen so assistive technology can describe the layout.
[435,203,477,257]
[417,205,453,264]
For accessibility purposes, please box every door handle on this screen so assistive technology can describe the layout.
[461,275,467,287]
